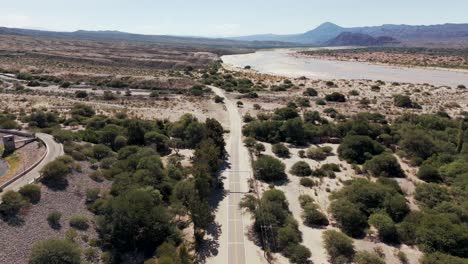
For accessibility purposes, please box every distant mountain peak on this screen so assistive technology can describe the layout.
[316,22,342,29]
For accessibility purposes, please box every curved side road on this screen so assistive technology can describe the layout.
[2,133,64,192]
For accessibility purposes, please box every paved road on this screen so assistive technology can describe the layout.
[210,86,251,264]
[3,133,64,192]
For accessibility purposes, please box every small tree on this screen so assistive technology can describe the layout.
[29,239,81,264]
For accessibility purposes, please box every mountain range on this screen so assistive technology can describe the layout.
[231,22,468,46]
[0,22,468,48]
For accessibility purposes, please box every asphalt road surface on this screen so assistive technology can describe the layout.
[211,86,251,264]
[3,133,64,192]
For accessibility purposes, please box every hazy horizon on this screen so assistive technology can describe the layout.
[1,0,468,37]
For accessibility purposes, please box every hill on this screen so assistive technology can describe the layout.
[326,32,399,46]
[232,22,468,46]
[0,27,298,49]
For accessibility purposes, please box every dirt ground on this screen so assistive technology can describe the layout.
[0,161,111,264]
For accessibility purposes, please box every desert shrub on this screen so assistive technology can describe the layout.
[321,163,340,172]
[303,88,318,96]
[349,90,360,96]
[19,184,41,204]
[394,94,414,108]
[307,147,327,161]
[354,251,385,264]
[0,190,26,217]
[323,230,355,264]
[420,252,468,264]
[414,183,450,208]
[363,153,405,177]
[302,203,329,227]
[417,165,442,182]
[274,107,299,120]
[286,244,311,264]
[243,137,257,148]
[40,158,71,186]
[338,135,384,164]
[330,200,368,237]
[253,155,286,182]
[272,143,290,158]
[213,95,224,103]
[75,90,88,98]
[113,135,127,151]
[69,214,90,230]
[144,131,170,154]
[47,211,62,228]
[300,177,315,187]
[325,92,346,102]
[316,99,327,105]
[92,144,113,160]
[29,239,81,264]
[290,161,312,176]
[86,188,100,204]
[368,212,398,243]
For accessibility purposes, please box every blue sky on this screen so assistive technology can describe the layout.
[1,0,467,37]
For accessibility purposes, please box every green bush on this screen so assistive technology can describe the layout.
[363,153,405,177]
[368,212,398,243]
[47,211,62,229]
[415,183,450,208]
[0,190,26,216]
[302,204,329,227]
[417,165,442,182]
[92,144,112,160]
[19,184,41,204]
[286,244,311,264]
[420,252,468,264]
[323,230,355,263]
[39,159,71,185]
[325,92,346,102]
[303,88,318,96]
[272,143,290,158]
[253,155,286,182]
[307,147,327,161]
[69,214,90,230]
[394,94,414,108]
[330,200,368,237]
[290,161,312,176]
[29,239,81,264]
[354,251,385,264]
[338,135,384,164]
[299,177,315,187]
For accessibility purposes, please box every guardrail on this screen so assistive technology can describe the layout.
[0,130,48,190]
